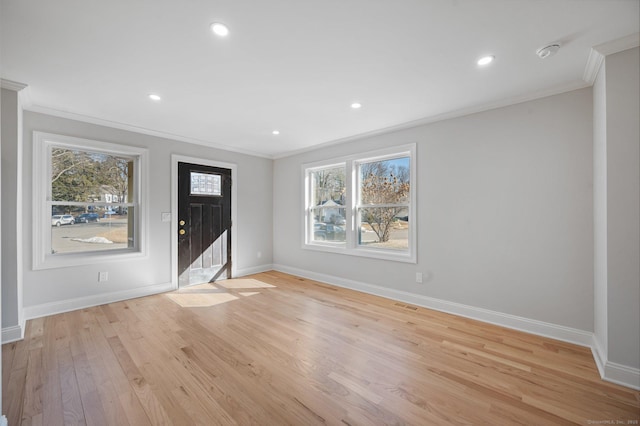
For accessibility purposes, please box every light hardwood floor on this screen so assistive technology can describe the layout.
[3,271,639,425]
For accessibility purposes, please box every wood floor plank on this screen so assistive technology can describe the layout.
[41,369,65,426]
[57,324,87,426]
[2,341,17,393]
[91,313,152,426]
[3,271,639,425]
[21,347,44,422]
[106,335,172,426]
[4,366,27,426]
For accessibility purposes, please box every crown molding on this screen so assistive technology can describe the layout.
[0,78,33,108]
[582,49,605,85]
[583,33,640,85]
[0,78,28,91]
[24,104,272,159]
[593,32,640,56]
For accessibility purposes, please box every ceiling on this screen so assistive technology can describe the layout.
[1,1,638,158]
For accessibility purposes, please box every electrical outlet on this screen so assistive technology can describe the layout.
[257,251,262,259]
[98,271,109,282]
[415,272,423,283]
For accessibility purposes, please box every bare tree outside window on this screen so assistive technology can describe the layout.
[358,157,410,247]
[52,148,130,208]
[50,147,135,254]
[312,166,345,206]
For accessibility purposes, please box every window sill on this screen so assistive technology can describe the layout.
[303,243,416,264]
[33,248,146,270]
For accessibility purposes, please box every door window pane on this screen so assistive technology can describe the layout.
[190,172,221,196]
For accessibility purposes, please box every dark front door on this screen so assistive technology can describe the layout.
[178,162,232,287]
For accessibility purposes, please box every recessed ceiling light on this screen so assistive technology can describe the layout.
[148,94,161,101]
[351,102,362,109]
[477,55,494,66]
[210,22,229,37]
[272,130,280,135]
[536,44,560,59]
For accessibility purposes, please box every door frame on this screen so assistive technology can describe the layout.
[171,154,238,289]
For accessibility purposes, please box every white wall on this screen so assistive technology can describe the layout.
[0,83,4,423]
[1,88,22,339]
[0,82,26,423]
[604,47,640,371]
[5,111,273,324]
[274,88,594,331]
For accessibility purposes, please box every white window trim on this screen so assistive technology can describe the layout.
[32,131,149,270]
[302,143,416,263]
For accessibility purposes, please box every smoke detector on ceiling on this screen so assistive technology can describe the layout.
[536,44,561,59]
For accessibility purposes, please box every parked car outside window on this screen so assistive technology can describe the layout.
[333,217,346,225]
[314,223,346,241]
[51,215,75,226]
[75,213,100,223]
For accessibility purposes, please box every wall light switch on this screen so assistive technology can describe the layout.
[161,212,172,222]
[415,272,423,283]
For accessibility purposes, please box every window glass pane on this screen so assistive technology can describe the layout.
[51,204,84,217]
[311,207,346,225]
[51,147,132,203]
[51,205,134,254]
[313,222,347,242]
[311,166,345,206]
[309,165,346,243]
[358,207,409,250]
[190,172,221,196]
[359,157,410,205]
[312,207,346,242]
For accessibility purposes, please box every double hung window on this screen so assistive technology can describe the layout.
[33,132,148,269]
[303,144,416,263]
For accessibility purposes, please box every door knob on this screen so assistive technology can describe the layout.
[179,229,186,235]
[179,220,185,226]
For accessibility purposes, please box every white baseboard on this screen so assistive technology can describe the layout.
[603,361,640,390]
[15,266,273,334]
[591,334,607,378]
[23,281,175,322]
[273,264,593,346]
[235,263,274,277]
[274,264,640,390]
[591,334,640,390]
[1,321,25,344]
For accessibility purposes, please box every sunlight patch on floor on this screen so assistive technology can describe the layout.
[166,291,238,307]
[216,278,276,289]
[166,280,274,307]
